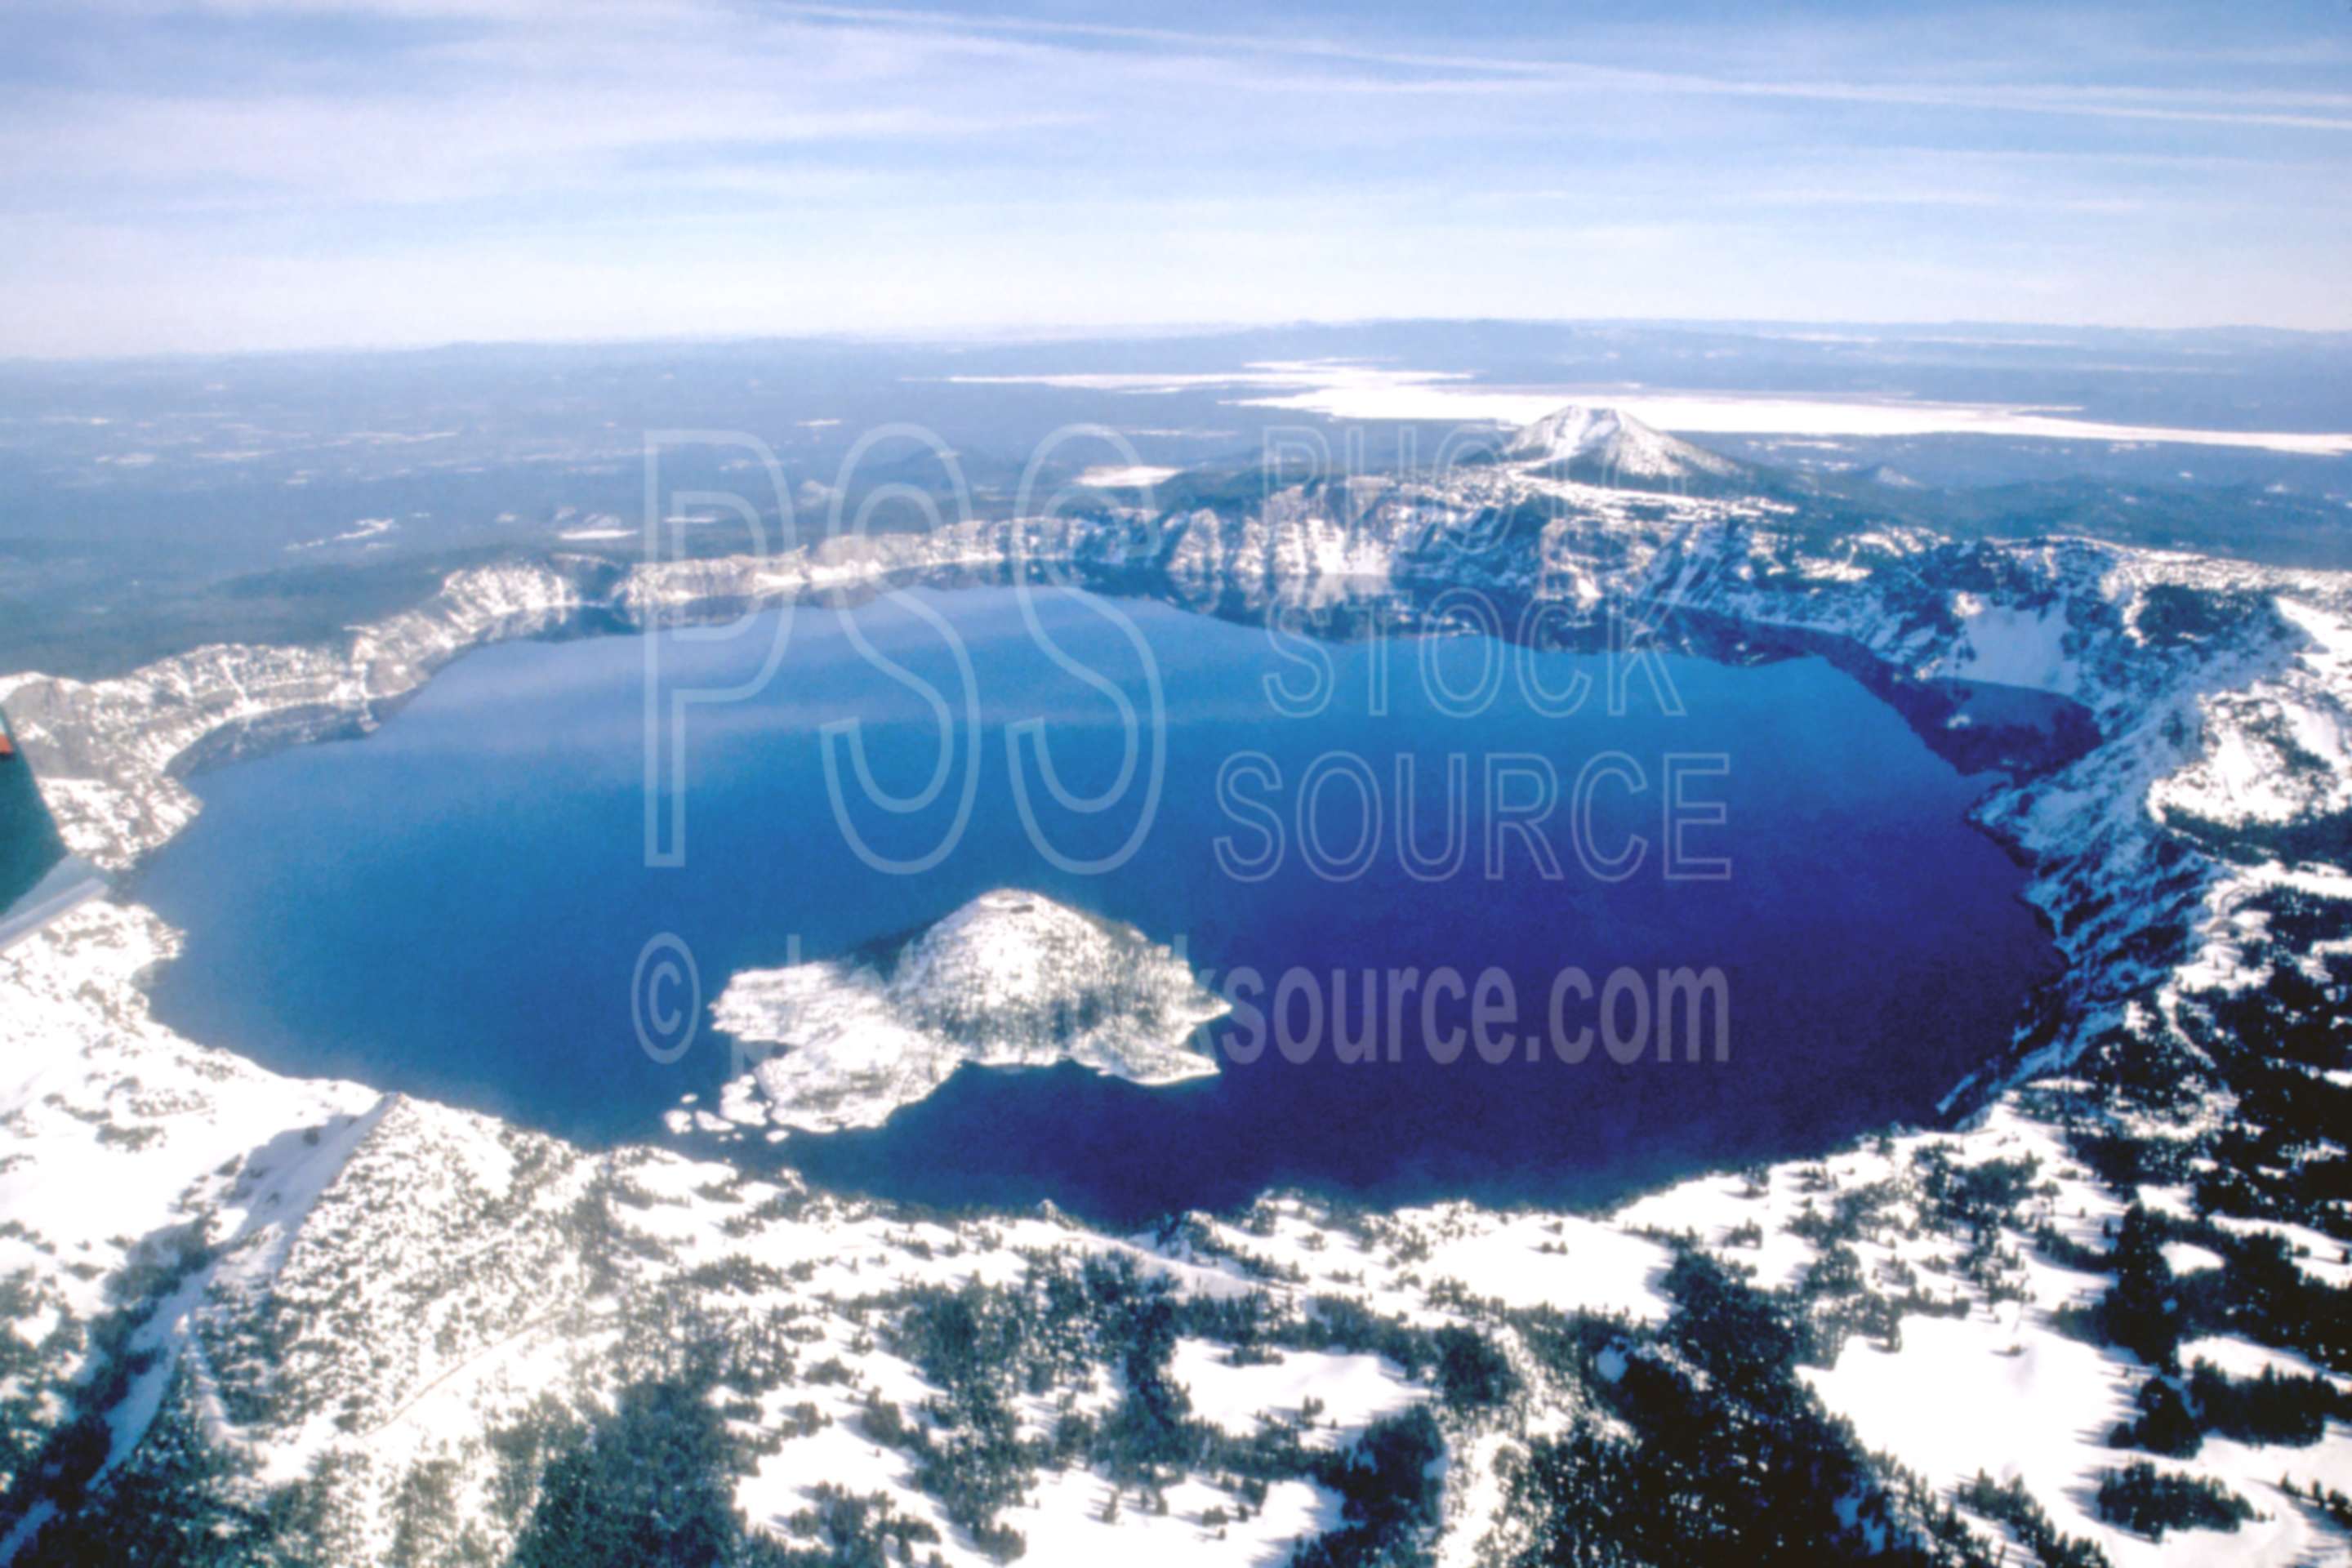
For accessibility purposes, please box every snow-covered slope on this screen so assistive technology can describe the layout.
[1499,403,1748,488]
[1,434,2348,1565]
[0,559,604,871]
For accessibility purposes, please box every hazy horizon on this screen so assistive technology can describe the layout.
[8,312,2352,372]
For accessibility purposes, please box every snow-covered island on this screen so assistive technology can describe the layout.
[704,889,1227,1134]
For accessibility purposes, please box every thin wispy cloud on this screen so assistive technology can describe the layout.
[0,0,2345,354]
[764,2,2352,128]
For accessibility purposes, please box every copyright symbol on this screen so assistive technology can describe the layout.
[632,933,700,1065]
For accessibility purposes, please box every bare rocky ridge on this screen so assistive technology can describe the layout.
[0,408,2347,1565]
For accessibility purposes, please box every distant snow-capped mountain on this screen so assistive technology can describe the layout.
[1499,403,1748,488]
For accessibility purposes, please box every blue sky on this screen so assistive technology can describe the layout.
[2,0,2348,355]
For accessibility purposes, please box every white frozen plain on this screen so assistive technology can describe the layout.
[951,363,2352,455]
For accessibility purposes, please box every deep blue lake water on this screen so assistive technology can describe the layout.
[141,587,2060,1223]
